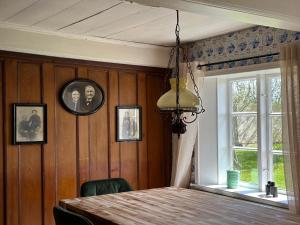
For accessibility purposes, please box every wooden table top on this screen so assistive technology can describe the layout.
[60,187,300,225]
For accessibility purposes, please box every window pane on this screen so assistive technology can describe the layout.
[233,149,258,185]
[232,116,257,148]
[272,116,282,151]
[271,77,281,113]
[273,153,286,190]
[232,79,257,112]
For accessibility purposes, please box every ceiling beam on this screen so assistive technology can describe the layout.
[125,0,300,31]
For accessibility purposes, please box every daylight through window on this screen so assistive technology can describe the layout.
[229,74,285,190]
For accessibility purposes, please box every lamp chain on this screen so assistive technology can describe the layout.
[184,52,205,114]
[164,10,205,135]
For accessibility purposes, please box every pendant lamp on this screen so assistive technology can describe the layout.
[157,10,205,136]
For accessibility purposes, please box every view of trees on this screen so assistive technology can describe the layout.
[231,77,285,189]
[232,79,257,148]
[271,77,282,150]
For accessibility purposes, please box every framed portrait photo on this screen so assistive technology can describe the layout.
[116,106,142,142]
[61,79,105,116]
[13,104,47,144]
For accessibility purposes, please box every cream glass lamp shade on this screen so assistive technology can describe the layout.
[157,78,199,111]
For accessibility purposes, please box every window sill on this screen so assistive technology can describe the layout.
[190,184,288,209]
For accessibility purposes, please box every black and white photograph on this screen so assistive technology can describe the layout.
[116,106,142,142]
[61,79,105,115]
[13,104,47,144]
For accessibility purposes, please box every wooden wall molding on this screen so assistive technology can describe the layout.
[0,50,167,74]
[0,60,5,225]
[0,51,171,225]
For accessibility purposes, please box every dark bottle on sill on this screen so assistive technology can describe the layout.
[270,186,278,197]
[265,181,271,196]
[266,181,278,198]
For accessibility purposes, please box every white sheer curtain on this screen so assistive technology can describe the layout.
[280,40,300,214]
[171,62,204,188]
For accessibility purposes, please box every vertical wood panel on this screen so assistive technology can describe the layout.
[18,63,42,225]
[108,70,120,178]
[88,69,109,180]
[4,59,19,225]
[1,51,171,225]
[119,72,138,190]
[147,75,166,188]
[43,63,56,225]
[55,66,77,200]
[137,72,148,190]
[0,61,4,225]
[78,68,90,187]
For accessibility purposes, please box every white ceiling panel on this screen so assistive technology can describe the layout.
[0,0,39,20]
[6,0,82,25]
[34,0,121,30]
[88,7,172,37]
[0,0,252,46]
[105,12,177,44]
[129,0,300,32]
[106,11,251,45]
[60,2,148,34]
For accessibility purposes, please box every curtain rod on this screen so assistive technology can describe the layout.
[197,52,279,70]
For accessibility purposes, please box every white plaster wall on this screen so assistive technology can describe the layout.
[0,26,170,67]
[198,77,219,185]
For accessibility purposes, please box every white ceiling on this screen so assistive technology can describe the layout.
[0,0,252,46]
[130,0,300,32]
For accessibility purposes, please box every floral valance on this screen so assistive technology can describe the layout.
[185,26,300,71]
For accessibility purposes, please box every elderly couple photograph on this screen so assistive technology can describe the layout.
[62,80,104,115]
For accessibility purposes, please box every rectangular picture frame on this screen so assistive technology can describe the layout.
[13,103,47,144]
[116,105,142,142]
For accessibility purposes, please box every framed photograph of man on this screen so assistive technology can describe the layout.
[13,104,47,144]
[61,79,105,115]
[116,106,142,142]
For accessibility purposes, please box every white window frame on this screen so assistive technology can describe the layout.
[228,76,259,189]
[227,71,283,191]
[266,74,283,189]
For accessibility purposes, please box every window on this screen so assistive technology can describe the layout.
[195,68,287,207]
[228,73,285,190]
[269,76,285,190]
[231,78,258,186]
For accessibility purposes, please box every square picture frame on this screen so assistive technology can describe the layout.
[13,104,47,144]
[116,105,142,142]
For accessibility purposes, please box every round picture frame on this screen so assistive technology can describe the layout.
[61,79,105,116]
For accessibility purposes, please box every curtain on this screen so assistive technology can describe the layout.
[170,62,204,188]
[280,41,300,214]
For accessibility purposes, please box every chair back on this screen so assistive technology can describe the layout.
[53,206,94,225]
[80,178,132,197]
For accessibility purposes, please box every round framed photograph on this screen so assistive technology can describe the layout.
[61,79,105,115]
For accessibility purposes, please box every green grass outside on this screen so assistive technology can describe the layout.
[273,154,286,190]
[233,150,286,190]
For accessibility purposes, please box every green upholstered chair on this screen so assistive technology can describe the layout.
[53,206,94,225]
[80,178,132,197]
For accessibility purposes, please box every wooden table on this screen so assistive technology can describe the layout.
[60,187,300,225]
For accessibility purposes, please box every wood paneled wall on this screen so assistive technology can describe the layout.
[0,51,171,225]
